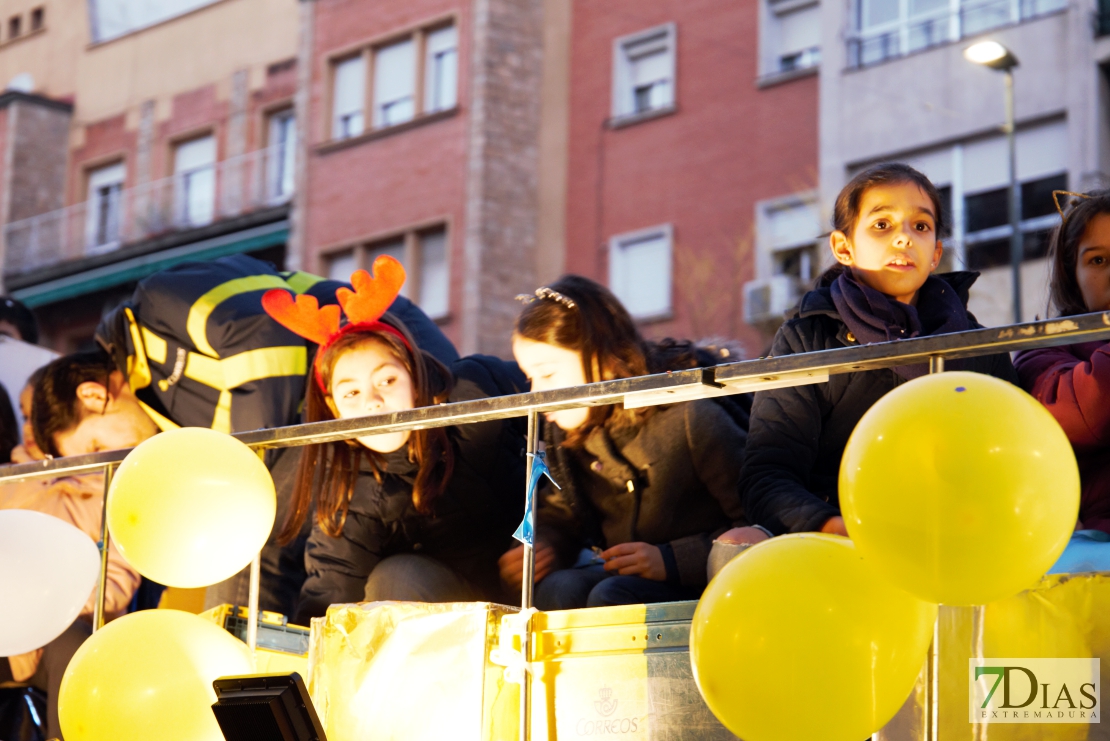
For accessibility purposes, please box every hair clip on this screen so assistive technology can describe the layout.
[515,286,577,310]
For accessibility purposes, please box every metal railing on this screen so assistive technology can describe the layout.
[3,142,294,277]
[847,0,1068,69]
[4,310,1110,483]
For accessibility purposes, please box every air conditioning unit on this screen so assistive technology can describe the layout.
[743,275,801,325]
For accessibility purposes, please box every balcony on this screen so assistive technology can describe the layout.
[3,142,294,279]
[847,0,1068,69]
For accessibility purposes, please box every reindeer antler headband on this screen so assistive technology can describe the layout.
[262,255,411,392]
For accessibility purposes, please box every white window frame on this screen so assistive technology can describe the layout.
[608,223,674,321]
[372,38,417,128]
[85,161,126,254]
[266,109,296,203]
[611,23,677,121]
[424,25,459,114]
[332,55,366,140]
[754,190,822,281]
[322,225,451,320]
[760,0,821,77]
[172,135,216,228]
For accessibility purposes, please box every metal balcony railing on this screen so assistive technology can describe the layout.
[847,0,1068,69]
[2,142,294,277]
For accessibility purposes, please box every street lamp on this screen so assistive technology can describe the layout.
[964,40,1021,323]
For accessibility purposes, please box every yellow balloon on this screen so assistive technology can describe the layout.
[840,372,1080,606]
[690,534,937,741]
[59,609,254,741]
[108,427,276,588]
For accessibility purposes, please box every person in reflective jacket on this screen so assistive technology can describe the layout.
[28,254,457,616]
[260,257,526,622]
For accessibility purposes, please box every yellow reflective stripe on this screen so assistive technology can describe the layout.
[137,400,180,432]
[140,326,168,365]
[212,390,232,434]
[184,346,307,391]
[186,275,291,358]
[284,271,325,294]
[124,308,152,392]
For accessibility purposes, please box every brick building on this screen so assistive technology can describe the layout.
[0,0,301,351]
[560,0,820,355]
[0,0,820,356]
[300,0,820,357]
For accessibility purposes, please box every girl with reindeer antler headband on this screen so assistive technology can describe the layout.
[262,256,529,621]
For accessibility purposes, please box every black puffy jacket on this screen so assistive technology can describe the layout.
[296,356,527,621]
[739,272,1018,535]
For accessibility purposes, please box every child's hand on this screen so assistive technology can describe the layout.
[820,516,850,537]
[600,542,666,581]
[498,540,558,588]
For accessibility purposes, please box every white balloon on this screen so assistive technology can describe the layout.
[0,509,100,655]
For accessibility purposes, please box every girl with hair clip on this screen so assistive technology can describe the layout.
[740,163,1017,538]
[262,257,527,622]
[1014,189,1110,535]
[501,275,754,610]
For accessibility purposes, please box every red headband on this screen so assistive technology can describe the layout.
[261,256,412,392]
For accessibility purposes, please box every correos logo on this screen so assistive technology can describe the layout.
[575,687,641,736]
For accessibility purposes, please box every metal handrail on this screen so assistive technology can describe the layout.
[3,309,1109,484]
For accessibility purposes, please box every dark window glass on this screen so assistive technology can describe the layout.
[936,185,953,236]
[967,238,1011,270]
[1021,172,1067,220]
[8,15,21,38]
[30,7,42,30]
[965,188,1009,232]
[1023,229,1052,261]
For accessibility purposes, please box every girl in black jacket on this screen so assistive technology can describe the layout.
[262,257,526,622]
[502,276,754,609]
[739,163,1017,538]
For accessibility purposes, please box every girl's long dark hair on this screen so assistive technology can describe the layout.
[515,275,720,447]
[817,162,950,287]
[278,314,455,543]
[1047,190,1110,317]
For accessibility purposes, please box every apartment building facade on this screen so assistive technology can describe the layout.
[0,0,301,351]
[1,0,821,356]
[563,0,821,354]
[819,0,1108,326]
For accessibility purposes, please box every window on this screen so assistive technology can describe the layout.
[267,109,296,201]
[30,7,42,31]
[758,195,821,282]
[609,225,672,320]
[612,24,676,120]
[324,226,450,319]
[332,56,365,140]
[373,39,416,128]
[850,0,1067,67]
[85,162,125,252]
[173,135,216,227]
[8,15,21,39]
[424,26,458,113]
[965,173,1067,270]
[326,250,357,281]
[328,21,459,142]
[763,0,820,76]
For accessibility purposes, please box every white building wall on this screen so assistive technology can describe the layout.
[819,1,1104,325]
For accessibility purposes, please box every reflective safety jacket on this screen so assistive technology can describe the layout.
[95,254,457,435]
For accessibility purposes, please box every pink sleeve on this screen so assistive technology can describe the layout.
[1016,343,1110,452]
